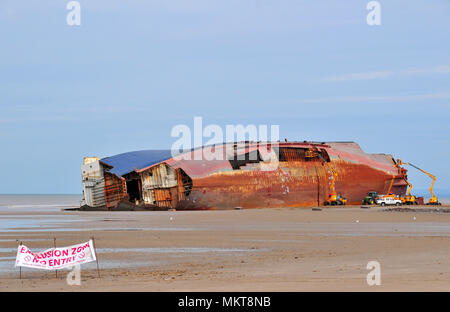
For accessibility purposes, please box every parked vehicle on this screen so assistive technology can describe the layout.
[376,196,402,206]
[362,191,379,205]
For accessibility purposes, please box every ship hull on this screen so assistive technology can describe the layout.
[172,159,407,210]
[82,142,408,210]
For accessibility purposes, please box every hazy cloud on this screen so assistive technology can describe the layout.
[322,65,450,82]
[295,92,450,104]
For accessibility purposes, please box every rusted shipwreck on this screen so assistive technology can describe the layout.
[80,141,408,210]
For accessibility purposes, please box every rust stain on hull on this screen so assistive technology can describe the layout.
[177,160,406,210]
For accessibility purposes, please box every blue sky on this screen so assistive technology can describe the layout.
[0,0,449,196]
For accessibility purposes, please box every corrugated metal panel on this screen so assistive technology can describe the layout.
[141,163,177,189]
[81,160,106,207]
[154,189,172,207]
[141,163,177,207]
[83,179,106,207]
[104,172,127,209]
[142,189,155,205]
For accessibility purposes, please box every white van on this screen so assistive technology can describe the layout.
[376,196,402,206]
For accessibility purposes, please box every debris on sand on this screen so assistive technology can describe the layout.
[383,207,450,214]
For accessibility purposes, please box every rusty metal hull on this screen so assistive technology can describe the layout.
[95,141,408,210]
[171,160,406,210]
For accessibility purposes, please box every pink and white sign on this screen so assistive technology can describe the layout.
[15,240,96,270]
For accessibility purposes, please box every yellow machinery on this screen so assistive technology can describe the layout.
[380,174,413,203]
[397,159,441,205]
[316,152,347,206]
[400,179,417,205]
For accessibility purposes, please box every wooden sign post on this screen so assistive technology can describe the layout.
[18,241,22,280]
[53,237,57,278]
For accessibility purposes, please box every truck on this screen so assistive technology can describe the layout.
[376,196,402,206]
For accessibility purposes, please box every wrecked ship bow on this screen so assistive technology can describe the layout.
[79,141,408,211]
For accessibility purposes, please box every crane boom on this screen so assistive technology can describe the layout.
[386,175,395,195]
[317,153,337,196]
[313,150,347,206]
[408,163,437,201]
[405,179,412,197]
[408,163,436,180]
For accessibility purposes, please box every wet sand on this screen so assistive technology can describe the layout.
[2,205,450,291]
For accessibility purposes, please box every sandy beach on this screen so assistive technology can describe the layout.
[2,200,450,292]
